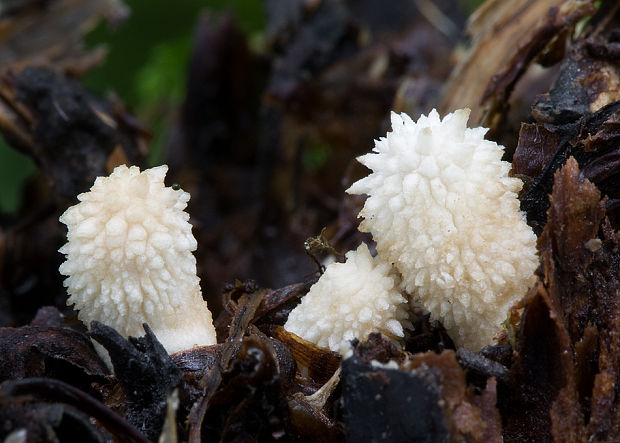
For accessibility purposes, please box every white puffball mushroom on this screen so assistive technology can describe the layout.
[59,164,217,355]
[347,109,538,350]
[284,243,410,355]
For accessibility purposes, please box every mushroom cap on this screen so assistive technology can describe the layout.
[59,164,216,354]
[284,243,410,356]
[347,109,538,350]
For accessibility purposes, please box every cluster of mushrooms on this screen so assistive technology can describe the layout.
[59,108,539,361]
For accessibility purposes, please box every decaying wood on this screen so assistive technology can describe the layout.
[441,0,597,130]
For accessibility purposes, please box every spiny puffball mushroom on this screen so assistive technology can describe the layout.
[347,109,538,350]
[284,243,410,355]
[59,164,217,355]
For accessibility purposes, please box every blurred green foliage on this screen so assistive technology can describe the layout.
[85,0,265,165]
[84,0,264,107]
[303,142,333,174]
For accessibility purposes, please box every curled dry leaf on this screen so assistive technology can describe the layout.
[191,335,292,442]
[287,367,343,443]
[171,344,224,391]
[0,306,107,389]
[270,325,341,388]
[0,377,150,443]
[215,279,315,338]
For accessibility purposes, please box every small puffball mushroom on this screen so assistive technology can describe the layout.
[284,243,410,356]
[347,109,538,350]
[59,164,216,354]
